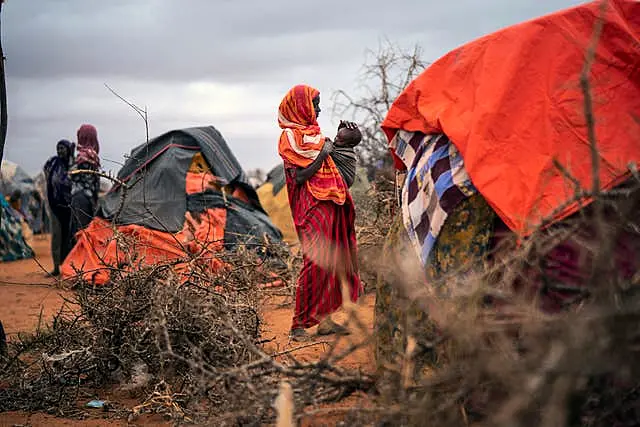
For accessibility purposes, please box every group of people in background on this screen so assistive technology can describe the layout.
[43,124,101,276]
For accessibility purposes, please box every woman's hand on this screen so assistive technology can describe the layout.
[335,121,362,147]
[338,120,359,131]
[322,137,335,153]
[295,138,334,185]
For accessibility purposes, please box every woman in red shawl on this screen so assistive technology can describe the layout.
[278,84,363,341]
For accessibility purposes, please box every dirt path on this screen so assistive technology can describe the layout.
[0,236,375,426]
[0,237,71,339]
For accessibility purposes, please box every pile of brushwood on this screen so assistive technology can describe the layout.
[0,241,373,425]
[353,166,398,293]
[2,176,640,426]
[362,175,640,427]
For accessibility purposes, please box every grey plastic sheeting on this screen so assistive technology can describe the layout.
[186,191,283,250]
[99,126,272,233]
[99,147,195,232]
[265,164,286,196]
[0,161,36,195]
[112,126,261,210]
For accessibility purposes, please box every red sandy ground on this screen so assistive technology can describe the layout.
[0,236,375,426]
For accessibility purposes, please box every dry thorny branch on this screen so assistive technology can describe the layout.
[0,233,372,425]
[353,168,398,293]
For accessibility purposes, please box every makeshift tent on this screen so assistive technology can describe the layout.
[377,0,640,378]
[0,192,35,262]
[61,126,284,284]
[382,0,640,237]
[1,160,35,195]
[1,160,46,235]
[256,164,370,247]
[245,168,267,189]
[98,177,112,197]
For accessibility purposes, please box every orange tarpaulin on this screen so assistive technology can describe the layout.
[60,208,227,285]
[382,0,640,236]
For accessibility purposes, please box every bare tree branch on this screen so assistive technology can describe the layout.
[332,40,428,172]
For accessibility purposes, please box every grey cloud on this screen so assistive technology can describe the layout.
[4,75,293,174]
[5,0,584,82]
[3,0,585,175]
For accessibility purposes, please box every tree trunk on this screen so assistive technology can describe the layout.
[0,2,7,172]
[0,2,6,223]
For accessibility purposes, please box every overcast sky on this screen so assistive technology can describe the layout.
[3,0,584,176]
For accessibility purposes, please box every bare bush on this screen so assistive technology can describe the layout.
[334,41,426,294]
[352,168,398,293]
[332,39,428,172]
[0,236,373,424]
[368,176,640,427]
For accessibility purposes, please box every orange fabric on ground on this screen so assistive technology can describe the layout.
[382,0,640,236]
[278,85,347,205]
[61,207,227,285]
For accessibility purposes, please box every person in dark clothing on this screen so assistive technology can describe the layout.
[44,139,74,276]
[68,124,101,250]
[28,190,45,235]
